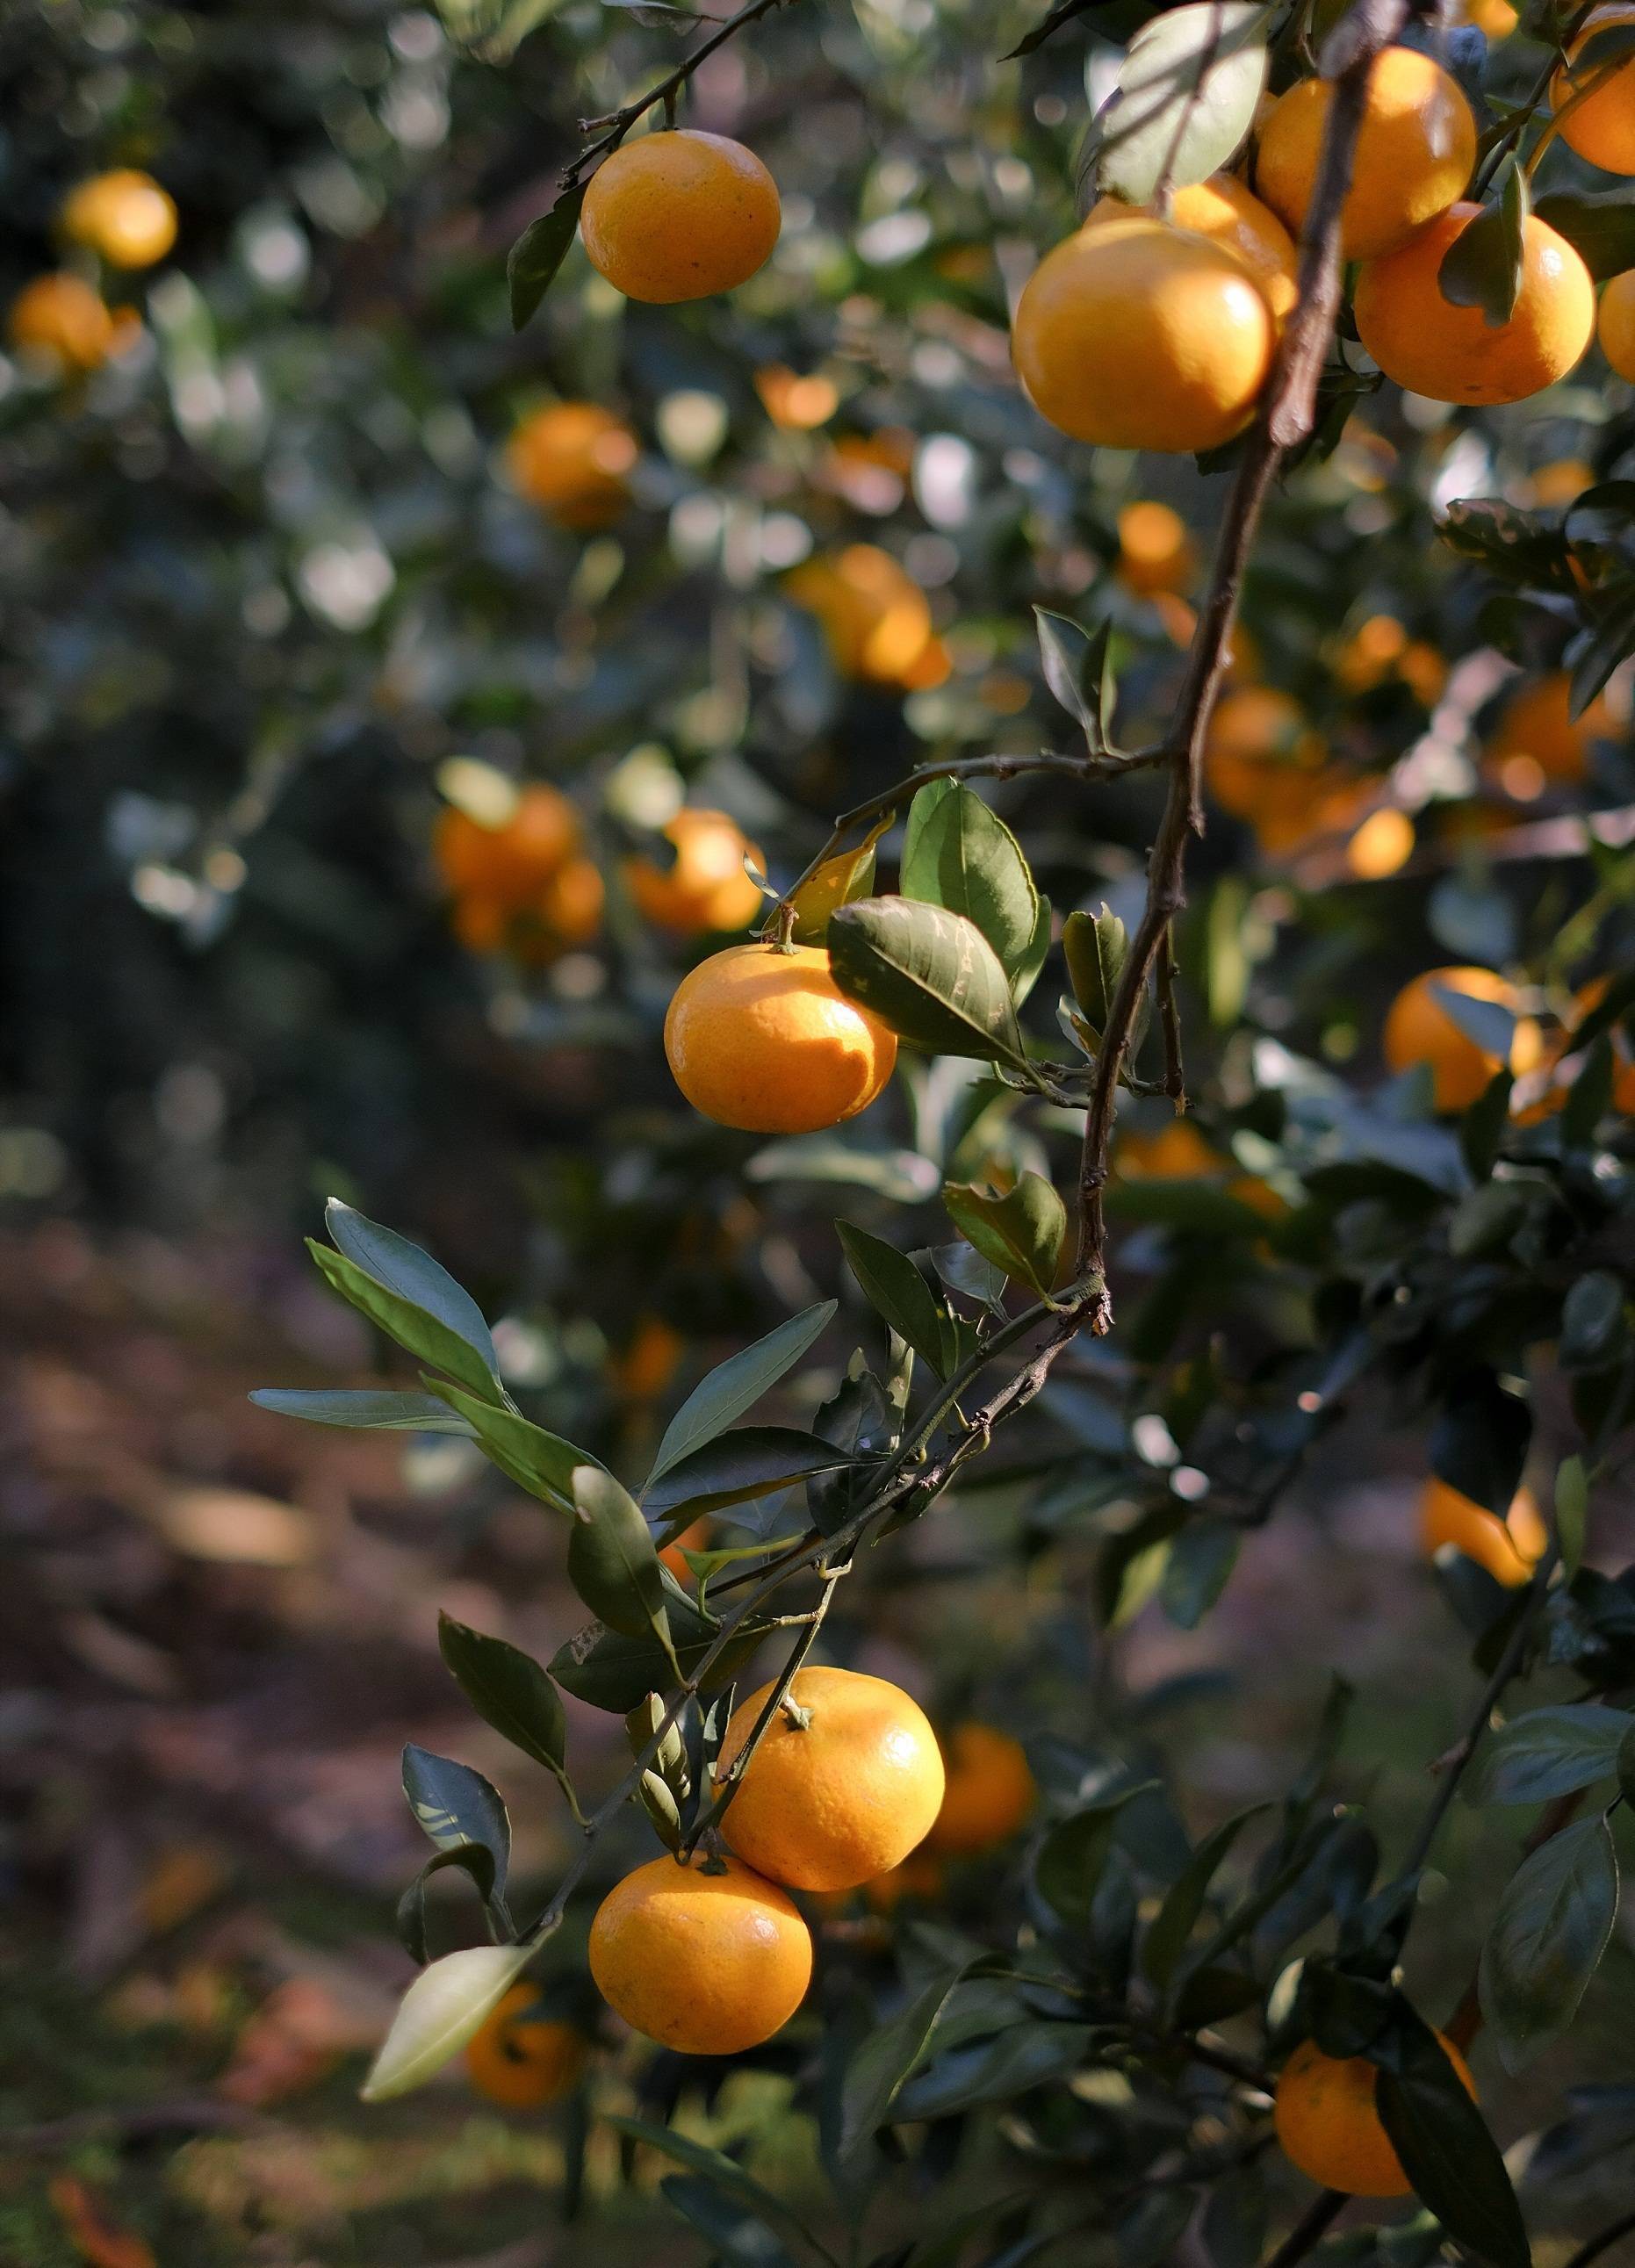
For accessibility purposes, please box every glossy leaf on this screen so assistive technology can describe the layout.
[568,1465,673,1655]
[608,2119,831,2267]
[1034,1782,1157,1928]
[828,897,1028,1066]
[943,1173,1066,1299]
[401,1743,510,1897]
[308,1242,501,1405]
[437,1614,573,1795]
[1466,1704,1628,1805]
[1034,608,1113,751]
[427,1377,595,1508]
[248,1387,475,1434]
[837,1220,948,1376]
[1437,162,1527,327]
[1536,186,1635,281]
[839,1962,972,2159]
[1143,1804,1266,1992]
[1479,1813,1620,2070]
[789,821,889,947]
[645,1427,849,1523]
[900,779,1040,979]
[508,184,586,331]
[397,1842,497,1967]
[326,1199,497,1371]
[647,1302,834,1487]
[1093,2,1271,206]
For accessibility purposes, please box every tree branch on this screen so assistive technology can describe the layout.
[1563,2207,1635,2268]
[564,0,798,185]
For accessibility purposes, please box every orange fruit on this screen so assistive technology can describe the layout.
[1012,216,1274,452]
[508,402,637,529]
[451,892,508,954]
[1336,613,1408,693]
[716,1667,946,1892]
[1355,205,1594,406]
[1382,966,1543,1112]
[1422,1477,1550,1587]
[589,1851,811,2053]
[1084,174,1299,320]
[9,273,119,371]
[1458,0,1518,35]
[435,784,580,906]
[61,169,176,268]
[1600,270,1635,377]
[1204,687,1324,821]
[580,130,780,303]
[535,856,605,949]
[664,943,897,1134]
[1115,501,1195,596]
[1552,6,1635,174]
[863,1850,945,1911]
[1346,807,1415,880]
[1252,769,1367,858]
[1486,672,1611,797]
[1256,49,1475,261]
[624,809,766,936]
[465,1985,585,2107]
[754,365,839,429]
[1119,1120,1223,1179]
[785,547,947,689]
[614,1313,686,1402]
[1275,2034,1476,2197]
[925,1724,1035,1855]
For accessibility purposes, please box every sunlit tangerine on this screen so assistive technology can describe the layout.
[8,273,119,372]
[1115,501,1195,596]
[580,130,780,303]
[717,1667,945,1892]
[588,1851,811,2055]
[925,1724,1036,1856]
[1422,1477,1550,1587]
[534,855,605,948]
[1346,807,1415,880]
[1383,965,1543,1112]
[1552,6,1635,175]
[61,169,177,268]
[624,808,766,936]
[1084,174,1299,321]
[1011,217,1275,453]
[1599,269,1635,378]
[785,546,948,690]
[1204,687,1324,821]
[465,1985,584,2107]
[665,943,897,1134]
[1275,2034,1476,2197]
[508,402,637,529]
[1256,48,1475,261]
[1355,205,1595,407]
[434,783,580,906]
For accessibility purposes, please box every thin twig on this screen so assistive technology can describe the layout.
[1563,2207,1635,2268]
[1260,2189,1347,2268]
[1156,923,1185,1105]
[682,1569,841,1851]
[564,0,796,185]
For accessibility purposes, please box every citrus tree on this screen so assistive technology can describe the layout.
[10,0,1635,2259]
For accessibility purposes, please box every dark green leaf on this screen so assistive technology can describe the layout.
[1536,187,1635,281]
[568,1466,673,1657]
[1460,1070,1514,1183]
[437,1614,574,1798]
[1556,1455,1589,1579]
[508,185,586,332]
[426,1377,595,1508]
[645,1427,848,1523]
[1374,2010,1529,2268]
[1431,1373,1530,1517]
[326,1200,497,1371]
[1034,1783,1158,1928]
[646,1301,835,1487]
[551,1603,761,1713]
[1159,1518,1240,1631]
[402,1744,510,1897]
[1001,0,1098,59]
[1143,1805,1267,1992]
[1062,903,1127,1037]
[1479,1813,1619,2070]
[900,779,1041,979]
[662,2176,796,2268]
[1437,162,1528,327]
[943,1174,1066,1299]
[839,1963,972,2159]
[1570,582,1635,719]
[248,1387,475,1434]
[309,1242,502,1404]
[1093,1,1270,205]
[1465,1704,1629,1805]
[895,2021,1096,2120]
[838,1220,949,1377]
[1034,608,1111,751]
[397,1843,497,1967]
[608,2120,825,2268]
[828,897,1028,1066]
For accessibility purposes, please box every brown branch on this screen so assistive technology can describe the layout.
[564,0,797,185]
[1072,0,1411,1325]
[1563,2207,1635,2268]
[1261,2190,1348,2268]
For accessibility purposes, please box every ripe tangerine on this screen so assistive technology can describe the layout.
[664,942,897,1134]
[465,1984,585,2107]
[1256,48,1475,261]
[588,1850,811,2054]
[580,130,780,304]
[1275,2033,1476,2197]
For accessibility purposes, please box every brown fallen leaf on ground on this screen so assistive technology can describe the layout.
[154,1484,314,1566]
[47,2175,157,2268]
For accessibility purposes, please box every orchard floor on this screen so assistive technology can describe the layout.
[3,1220,1632,2267]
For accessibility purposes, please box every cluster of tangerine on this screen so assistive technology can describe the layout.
[8,169,176,377]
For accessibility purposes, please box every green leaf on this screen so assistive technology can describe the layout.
[1143,1805,1267,1993]
[549,1583,756,1713]
[1570,582,1635,719]
[838,1220,949,1377]
[900,779,1041,980]
[608,2119,831,2267]
[827,898,1028,1067]
[568,1465,673,1659]
[1556,1455,1589,1579]
[1034,1783,1157,1928]
[326,1200,498,1372]
[789,820,890,947]
[647,1300,836,1486]
[1479,1813,1620,2070]
[362,1941,537,2100]
[309,1242,501,1406]
[1001,0,1098,59]
[397,1843,497,1967]
[1062,904,1127,1037]
[1465,1704,1629,1806]
[943,1174,1066,1300]
[1560,1271,1628,1372]
[1430,1373,1531,1518]
[1459,1070,1515,1184]
[1034,608,1113,752]
[1437,162,1528,328]
[645,1428,849,1523]
[1160,1518,1240,1630]
[436,0,561,63]
[402,1744,510,1897]
[1536,186,1635,281]
[896,2021,1098,2120]
[1093,1,1271,206]
[508,184,586,331]
[437,1614,574,1800]
[248,1388,476,1434]
[1373,2010,1529,2268]
[426,1377,596,1509]
[839,1963,972,2159]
